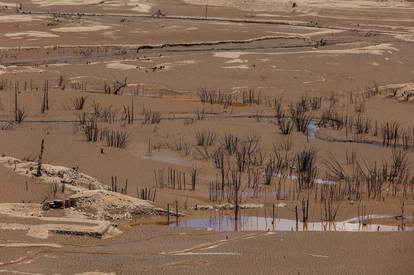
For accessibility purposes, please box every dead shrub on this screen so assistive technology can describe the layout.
[195,130,217,146]
[102,129,129,148]
[71,96,86,110]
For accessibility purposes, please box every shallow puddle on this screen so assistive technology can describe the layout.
[170,213,413,232]
[142,154,189,166]
[307,121,317,139]
[272,173,336,185]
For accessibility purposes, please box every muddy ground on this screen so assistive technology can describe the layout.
[0,0,414,274]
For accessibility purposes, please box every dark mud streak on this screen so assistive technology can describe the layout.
[315,131,414,150]
[0,113,279,124]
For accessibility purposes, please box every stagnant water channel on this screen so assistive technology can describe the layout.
[170,212,413,232]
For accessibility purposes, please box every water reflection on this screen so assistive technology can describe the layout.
[142,154,189,166]
[307,121,317,139]
[170,212,412,232]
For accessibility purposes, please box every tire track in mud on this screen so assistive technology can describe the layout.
[0,250,49,268]
[0,233,270,273]
[161,231,274,256]
[0,243,62,248]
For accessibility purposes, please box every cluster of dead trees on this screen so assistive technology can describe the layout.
[323,148,413,202]
[154,167,199,191]
[163,125,414,214]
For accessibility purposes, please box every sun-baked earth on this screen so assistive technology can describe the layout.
[0,0,414,274]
